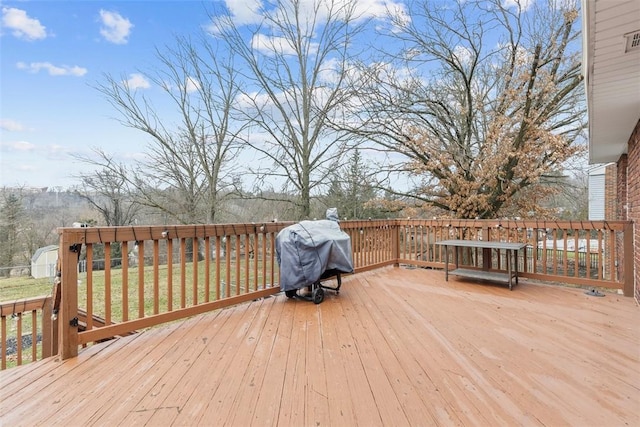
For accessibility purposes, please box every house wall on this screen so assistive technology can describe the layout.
[602,164,617,281]
[617,155,628,221]
[588,169,605,219]
[604,164,617,220]
[624,120,640,303]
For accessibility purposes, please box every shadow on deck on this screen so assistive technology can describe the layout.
[1,267,638,426]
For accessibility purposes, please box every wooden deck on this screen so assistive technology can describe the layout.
[1,267,638,426]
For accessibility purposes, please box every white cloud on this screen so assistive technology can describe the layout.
[318,57,341,85]
[236,90,283,113]
[282,0,408,24]
[0,119,26,132]
[185,76,200,94]
[125,73,151,90]
[503,0,535,12]
[1,7,47,40]
[206,0,263,35]
[46,144,69,161]
[121,151,148,161]
[0,140,36,152]
[0,140,72,163]
[16,62,87,76]
[224,0,264,25]
[15,164,37,172]
[251,33,300,56]
[453,45,473,65]
[99,10,133,44]
[353,0,408,21]
[208,0,408,33]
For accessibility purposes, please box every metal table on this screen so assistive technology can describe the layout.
[436,240,528,290]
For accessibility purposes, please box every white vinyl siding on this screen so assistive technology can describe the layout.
[588,171,605,220]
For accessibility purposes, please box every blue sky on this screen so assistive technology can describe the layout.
[1,0,556,191]
[0,1,240,189]
[0,0,409,190]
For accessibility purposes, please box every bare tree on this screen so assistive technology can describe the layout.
[212,0,368,219]
[75,163,140,226]
[344,0,585,219]
[93,35,246,224]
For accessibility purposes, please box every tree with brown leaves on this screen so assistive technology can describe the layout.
[345,0,585,219]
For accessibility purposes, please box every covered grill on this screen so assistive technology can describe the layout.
[275,209,354,304]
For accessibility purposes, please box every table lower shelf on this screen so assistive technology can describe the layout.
[448,268,517,289]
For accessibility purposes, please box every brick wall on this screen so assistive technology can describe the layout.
[604,164,617,220]
[614,157,627,286]
[602,163,617,280]
[625,120,640,303]
[617,155,628,221]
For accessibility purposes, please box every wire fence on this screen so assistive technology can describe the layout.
[0,265,32,278]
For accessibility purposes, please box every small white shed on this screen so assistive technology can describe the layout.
[31,245,58,279]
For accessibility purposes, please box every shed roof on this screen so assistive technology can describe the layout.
[31,245,59,263]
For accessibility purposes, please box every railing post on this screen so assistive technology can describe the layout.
[623,222,634,297]
[59,233,80,359]
[392,221,400,267]
[41,297,53,358]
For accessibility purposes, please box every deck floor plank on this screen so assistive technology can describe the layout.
[344,276,413,426]
[225,295,287,427]
[249,295,295,427]
[276,296,309,426]
[330,284,385,426]
[184,300,273,425]
[1,267,638,427]
[82,312,216,425]
[356,270,473,425]
[175,298,267,426]
[209,297,276,425]
[349,271,456,426]
[1,321,173,424]
[319,291,361,426]
[122,306,237,426]
[433,271,605,425]
[396,274,552,425]
[387,271,485,422]
[303,299,331,427]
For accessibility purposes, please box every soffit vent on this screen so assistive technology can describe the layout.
[624,30,640,53]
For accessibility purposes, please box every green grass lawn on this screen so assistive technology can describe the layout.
[0,275,55,301]
[77,258,279,322]
[1,257,279,323]
[1,276,52,370]
[1,257,280,370]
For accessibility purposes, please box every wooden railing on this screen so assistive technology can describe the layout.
[0,218,633,368]
[341,221,398,271]
[56,222,291,360]
[393,220,633,295]
[0,296,57,370]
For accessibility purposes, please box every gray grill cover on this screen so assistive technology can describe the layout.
[276,219,354,292]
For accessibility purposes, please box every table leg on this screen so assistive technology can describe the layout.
[514,249,519,285]
[444,245,449,281]
[454,246,459,269]
[507,249,513,291]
